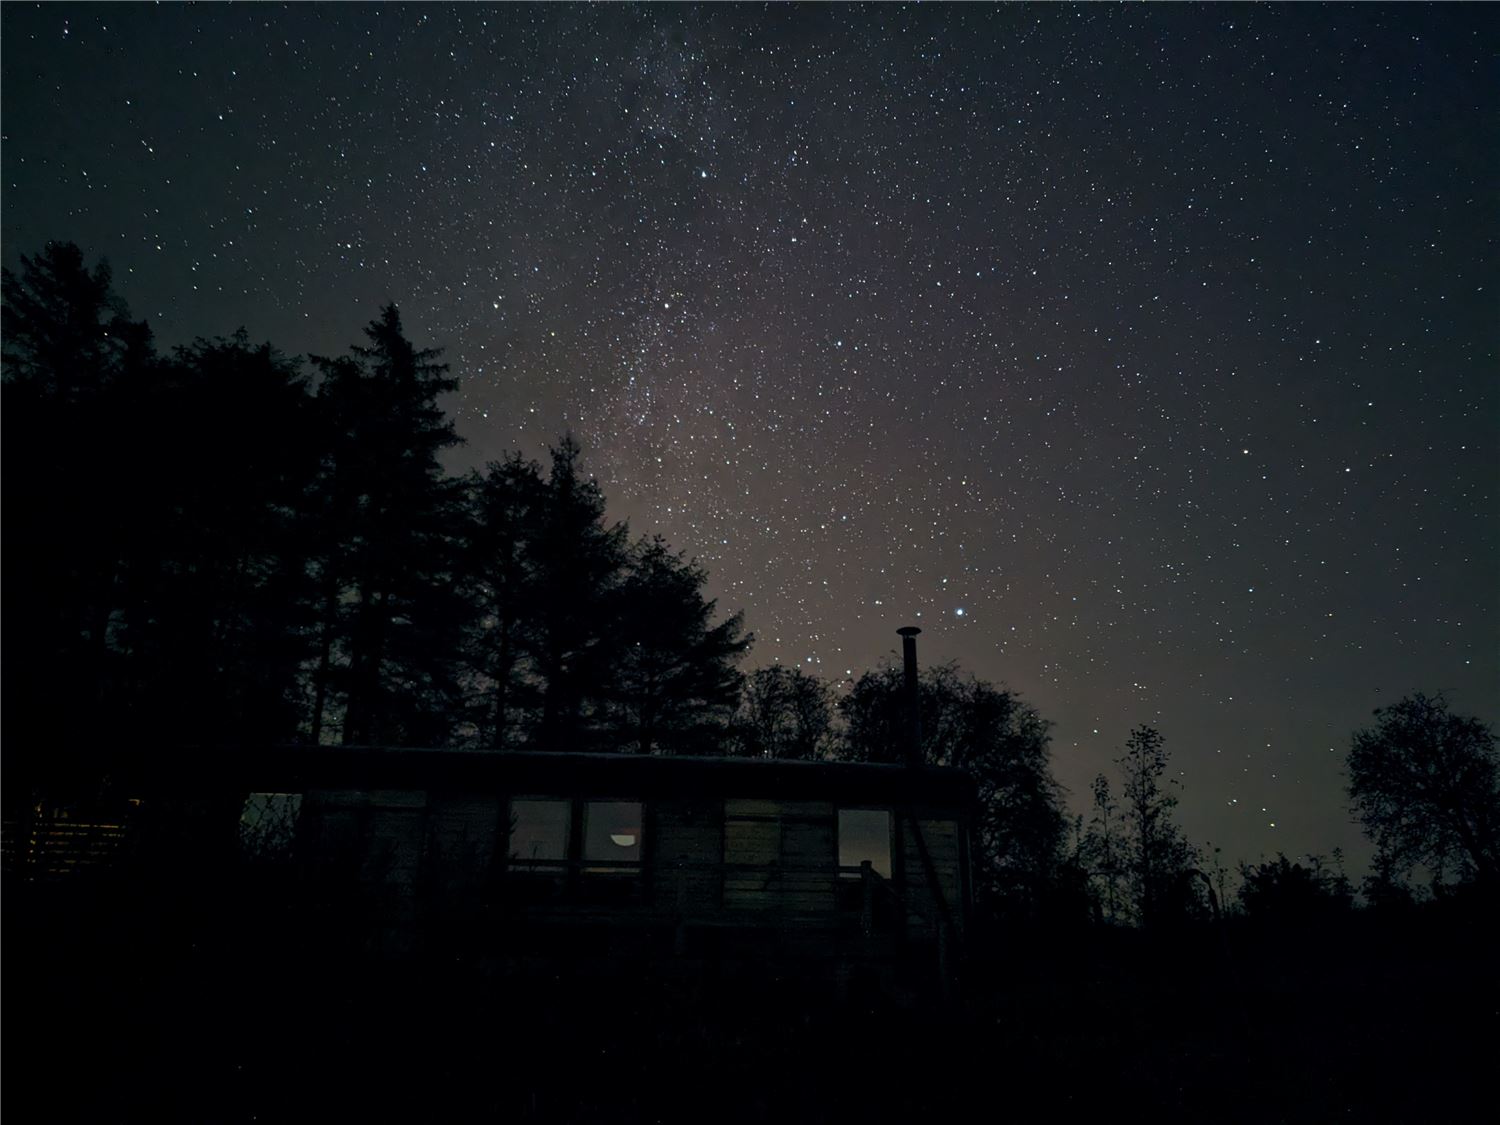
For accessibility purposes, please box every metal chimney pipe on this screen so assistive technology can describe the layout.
[897,626,922,767]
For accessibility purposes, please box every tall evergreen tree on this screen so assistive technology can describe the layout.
[4,245,324,767]
[119,332,321,744]
[521,435,629,752]
[309,305,466,746]
[609,536,751,754]
[459,454,546,748]
[2,243,156,787]
[1,241,147,402]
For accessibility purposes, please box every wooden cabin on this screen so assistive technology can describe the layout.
[233,747,976,998]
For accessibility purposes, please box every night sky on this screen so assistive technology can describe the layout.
[4,3,1495,876]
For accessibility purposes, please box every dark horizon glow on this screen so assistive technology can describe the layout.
[4,3,1495,877]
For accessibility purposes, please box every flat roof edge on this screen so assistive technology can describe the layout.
[145,745,979,806]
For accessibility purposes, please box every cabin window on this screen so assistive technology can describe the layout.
[583,801,643,870]
[506,796,644,896]
[508,798,571,868]
[837,808,892,878]
[239,792,302,859]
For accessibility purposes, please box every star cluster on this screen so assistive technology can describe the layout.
[4,3,1494,872]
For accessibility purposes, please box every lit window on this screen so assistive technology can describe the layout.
[509,798,570,867]
[837,808,891,878]
[583,801,642,868]
[239,792,302,859]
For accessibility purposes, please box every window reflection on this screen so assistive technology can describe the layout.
[239,792,302,859]
[584,801,642,867]
[509,798,570,867]
[837,808,891,878]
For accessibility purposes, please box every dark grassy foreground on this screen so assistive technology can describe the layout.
[5,872,1495,1124]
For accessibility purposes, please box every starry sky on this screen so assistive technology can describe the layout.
[4,3,1495,876]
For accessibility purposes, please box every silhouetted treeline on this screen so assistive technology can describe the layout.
[1064,693,1500,917]
[2,243,750,790]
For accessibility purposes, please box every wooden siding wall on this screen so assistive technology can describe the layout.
[899,814,964,936]
[722,799,836,913]
[426,795,502,897]
[651,799,722,912]
[780,804,838,913]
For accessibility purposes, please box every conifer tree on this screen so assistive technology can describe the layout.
[520,435,629,751]
[309,305,467,746]
[0,241,146,402]
[609,536,751,754]
[121,332,320,743]
[2,243,155,782]
[459,454,546,748]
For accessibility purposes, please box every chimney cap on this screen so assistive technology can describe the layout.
[897,626,922,637]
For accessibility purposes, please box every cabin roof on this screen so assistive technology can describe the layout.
[208,746,978,807]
